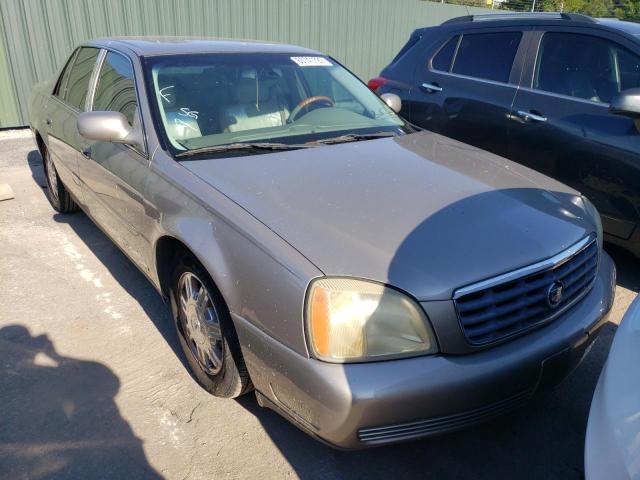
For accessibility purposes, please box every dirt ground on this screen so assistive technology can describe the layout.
[1,130,638,479]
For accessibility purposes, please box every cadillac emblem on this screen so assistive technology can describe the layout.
[546,281,564,308]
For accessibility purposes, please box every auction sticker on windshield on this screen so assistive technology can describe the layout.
[290,56,332,67]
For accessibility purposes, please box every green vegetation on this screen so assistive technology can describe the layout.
[541,0,638,20]
[500,0,640,20]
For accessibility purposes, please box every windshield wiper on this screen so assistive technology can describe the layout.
[175,142,315,158]
[308,132,399,145]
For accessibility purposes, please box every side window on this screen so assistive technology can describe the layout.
[53,50,77,98]
[93,51,138,126]
[64,47,100,110]
[451,32,522,83]
[618,48,640,92]
[431,36,459,72]
[534,33,640,104]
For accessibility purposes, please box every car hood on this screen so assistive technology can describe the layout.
[183,131,594,300]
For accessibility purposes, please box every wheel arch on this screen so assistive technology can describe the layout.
[155,235,198,297]
[34,130,46,155]
[153,234,233,310]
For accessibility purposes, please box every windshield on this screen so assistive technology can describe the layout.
[144,53,407,156]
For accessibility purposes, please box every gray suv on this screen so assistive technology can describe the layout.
[29,37,615,448]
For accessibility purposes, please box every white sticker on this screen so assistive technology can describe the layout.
[290,56,333,67]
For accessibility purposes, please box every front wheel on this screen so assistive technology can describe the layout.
[170,255,252,398]
[42,145,77,213]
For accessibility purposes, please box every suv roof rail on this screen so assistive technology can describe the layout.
[442,12,596,25]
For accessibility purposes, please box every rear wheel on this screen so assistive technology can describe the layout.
[170,254,252,398]
[42,145,77,213]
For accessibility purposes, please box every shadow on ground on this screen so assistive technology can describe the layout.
[26,150,186,371]
[0,325,162,479]
[23,148,631,479]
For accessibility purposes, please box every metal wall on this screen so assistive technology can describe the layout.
[0,0,491,127]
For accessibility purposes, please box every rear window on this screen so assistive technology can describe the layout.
[451,32,521,83]
[431,36,459,72]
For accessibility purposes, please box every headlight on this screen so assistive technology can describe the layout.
[305,277,438,362]
[582,195,603,248]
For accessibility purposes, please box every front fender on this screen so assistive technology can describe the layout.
[146,152,322,356]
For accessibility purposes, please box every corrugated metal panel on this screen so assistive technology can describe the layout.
[0,0,492,127]
[0,10,20,128]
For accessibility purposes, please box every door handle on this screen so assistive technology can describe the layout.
[421,82,443,93]
[517,110,547,123]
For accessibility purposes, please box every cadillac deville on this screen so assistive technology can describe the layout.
[29,37,615,448]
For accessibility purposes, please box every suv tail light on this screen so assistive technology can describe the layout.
[367,76,387,92]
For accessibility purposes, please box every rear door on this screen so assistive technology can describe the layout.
[45,47,100,200]
[509,28,640,243]
[411,28,528,158]
[80,49,151,271]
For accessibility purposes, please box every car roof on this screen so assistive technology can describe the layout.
[432,13,640,40]
[595,18,640,36]
[85,36,321,57]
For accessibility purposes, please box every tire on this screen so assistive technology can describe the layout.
[41,143,77,213]
[170,253,252,398]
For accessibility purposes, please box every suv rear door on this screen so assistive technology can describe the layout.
[411,27,528,158]
[509,27,640,246]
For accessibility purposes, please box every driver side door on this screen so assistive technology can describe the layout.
[79,50,152,272]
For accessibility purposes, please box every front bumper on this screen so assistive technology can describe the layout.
[235,252,616,449]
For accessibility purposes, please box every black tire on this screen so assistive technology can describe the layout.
[41,143,77,213]
[170,252,252,398]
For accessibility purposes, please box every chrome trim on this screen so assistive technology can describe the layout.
[517,110,547,122]
[518,85,610,107]
[427,68,521,89]
[421,82,443,92]
[453,234,597,300]
[85,49,107,112]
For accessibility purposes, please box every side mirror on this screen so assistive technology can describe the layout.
[380,93,402,113]
[78,111,143,150]
[609,88,640,119]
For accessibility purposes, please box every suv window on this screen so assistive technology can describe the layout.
[93,51,138,126]
[451,32,522,83]
[534,32,640,104]
[431,36,459,72]
[64,47,99,111]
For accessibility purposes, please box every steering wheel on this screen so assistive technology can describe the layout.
[288,95,335,123]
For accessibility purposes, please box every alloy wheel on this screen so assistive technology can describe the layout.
[44,150,59,202]
[177,272,225,375]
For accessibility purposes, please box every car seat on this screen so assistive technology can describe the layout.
[219,69,288,133]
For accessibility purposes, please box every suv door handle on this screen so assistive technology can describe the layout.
[517,110,547,123]
[421,82,443,93]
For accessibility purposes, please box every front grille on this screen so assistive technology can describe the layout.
[454,235,598,346]
[358,389,533,445]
